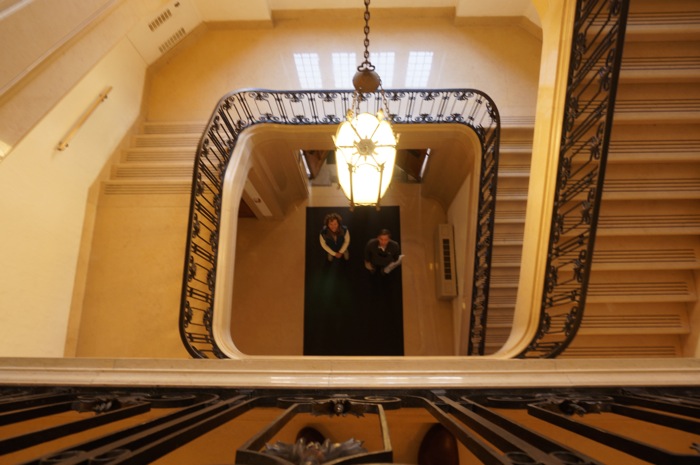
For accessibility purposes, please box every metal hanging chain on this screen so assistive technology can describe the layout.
[358,0,375,71]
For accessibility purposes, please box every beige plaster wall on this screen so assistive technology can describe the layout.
[0,0,167,154]
[0,38,147,357]
[145,13,541,122]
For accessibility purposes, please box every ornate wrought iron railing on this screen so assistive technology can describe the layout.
[180,89,500,358]
[517,0,630,358]
[3,385,699,463]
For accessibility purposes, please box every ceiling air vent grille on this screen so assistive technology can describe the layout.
[148,8,173,32]
[127,0,199,64]
[159,27,186,54]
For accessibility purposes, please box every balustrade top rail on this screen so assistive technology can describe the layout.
[179,88,500,358]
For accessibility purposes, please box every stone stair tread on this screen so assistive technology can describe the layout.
[104,178,191,184]
[132,133,201,148]
[497,143,533,153]
[591,237,700,270]
[125,146,197,152]
[585,285,695,303]
[620,68,700,83]
[562,334,681,358]
[495,192,528,201]
[498,159,530,168]
[583,302,690,329]
[491,259,523,267]
[487,302,516,310]
[112,163,194,180]
[101,181,192,197]
[596,213,700,233]
[498,167,531,178]
[494,210,525,224]
[122,148,197,163]
[607,137,700,160]
[623,55,700,69]
[489,282,518,289]
[558,204,700,235]
[579,317,688,335]
[619,53,700,82]
[500,116,535,128]
[564,178,700,201]
[142,121,207,134]
[591,253,700,270]
[623,9,700,42]
[581,303,690,335]
[612,99,700,123]
[561,346,680,358]
[493,236,524,246]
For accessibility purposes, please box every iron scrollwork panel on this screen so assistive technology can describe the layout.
[179,89,501,358]
[517,0,630,358]
[1,387,699,463]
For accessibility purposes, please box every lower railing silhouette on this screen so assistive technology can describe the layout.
[179,89,500,358]
[4,385,699,463]
[517,0,630,358]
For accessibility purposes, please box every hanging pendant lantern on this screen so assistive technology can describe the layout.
[333,0,398,210]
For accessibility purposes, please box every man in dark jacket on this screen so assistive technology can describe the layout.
[364,229,404,274]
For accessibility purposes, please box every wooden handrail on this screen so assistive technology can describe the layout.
[57,86,112,151]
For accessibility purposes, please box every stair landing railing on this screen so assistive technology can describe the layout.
[517,0,630,358]
[179,89,500,358]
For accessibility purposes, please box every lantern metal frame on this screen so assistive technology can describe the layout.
[333,0,398,210]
